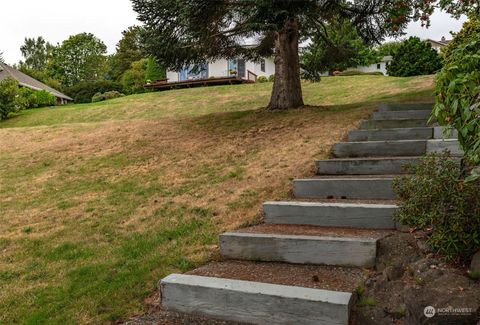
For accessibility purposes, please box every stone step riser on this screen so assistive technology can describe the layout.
[372,110,432,120]
[220,232,377,268]
[264,202,397,229]
[316,158,419,175]
[361,119,430,129]
[378,103,433,112]
[349,127,433,141]
[293,178,396,200]
[333,141,427,158]
[161,274,353,325]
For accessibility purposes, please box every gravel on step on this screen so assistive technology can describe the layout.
[188,260,368,292]
[236,224,393,239]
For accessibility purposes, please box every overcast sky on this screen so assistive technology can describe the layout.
[0,0,467,65]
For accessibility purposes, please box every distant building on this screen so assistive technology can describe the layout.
[0,62,72,105]
[351,56,393,76]
[426,36,451,53]
[166,57,275,83]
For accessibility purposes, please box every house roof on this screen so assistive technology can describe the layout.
[0,62,72,101]
[426,38,451,47]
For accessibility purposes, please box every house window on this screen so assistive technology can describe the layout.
[377,63,381,70]
[228,59,246,78]
[260,59,266,72]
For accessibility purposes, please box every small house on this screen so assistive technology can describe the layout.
[166,57,275,83]
[353,56,393,76]
[0,62,72,105]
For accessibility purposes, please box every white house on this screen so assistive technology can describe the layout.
[426,36,451,53]
[166,57,275,83]
[351,56,393,76]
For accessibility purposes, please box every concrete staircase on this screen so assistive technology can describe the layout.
[158,103,462,324]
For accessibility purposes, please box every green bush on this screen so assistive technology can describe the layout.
[0,77,24,120]
[257,76,268,83]
[65,80,123,103]
[18,88,56,109]
[268,74,275,82]
[433,15,480,167]
[393,152,480,263]
[91,92,105,103]
[442,16,480,59]
[122,59,148,94]
[387,37,442,77]
[103,91,124,100]
[91,90,125,103]
[35,90,56,107]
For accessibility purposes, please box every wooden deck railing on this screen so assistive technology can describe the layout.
[247,70,258,82]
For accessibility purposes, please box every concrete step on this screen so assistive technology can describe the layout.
[220,226,384,267]
[361,119,430,129]
[349,127,433,141]
[372,110,432,120]
[378,103,433,112]
[264,201,397,229]
[293,177,396,200]
[316,157,420,175]
[427,139,463,156]
[333,140,426,158]
[161,274,353,325]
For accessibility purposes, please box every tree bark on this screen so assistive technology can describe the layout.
[268,18,304,110]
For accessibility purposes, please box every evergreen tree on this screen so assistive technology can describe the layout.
[145,57,165,82]
[301,18,380,81]
[110,26,144,81]
[131,0,476,110]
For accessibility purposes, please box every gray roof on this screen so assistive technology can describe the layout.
[0,62,72,101]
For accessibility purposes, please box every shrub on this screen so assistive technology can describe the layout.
[91,92,105,103]
[65,80,123,103]
[268,74,275,82]
[257,76,268,83]
[18,88,56,109]
[387,37,442,77]
[91,91,125,103]
[103,91,124,100]
[35,90,56,107]
[393,151,480,263]
[433,14,480,167]
[122,59,148,94]
[0,77,24,120]
[442,16,480,59]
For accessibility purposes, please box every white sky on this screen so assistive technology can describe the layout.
[0,1,467,65]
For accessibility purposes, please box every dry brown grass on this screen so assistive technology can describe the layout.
[0,75,434,324]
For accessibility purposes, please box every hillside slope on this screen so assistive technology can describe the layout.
[0,75,434,324]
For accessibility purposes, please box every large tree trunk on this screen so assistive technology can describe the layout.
[268,18,304,110]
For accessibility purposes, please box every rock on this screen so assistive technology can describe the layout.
[384,265,404,281]
[470,250,480,273]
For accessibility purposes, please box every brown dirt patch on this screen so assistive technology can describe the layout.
[236,224,393,239]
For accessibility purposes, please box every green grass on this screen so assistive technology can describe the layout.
[0,75,434,324]
[2,75,433,128]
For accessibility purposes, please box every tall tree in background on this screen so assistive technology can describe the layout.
[376,41,403,57]
[51,33,107,87]
[19,37,53,71]
[301,19,380,81]
[110,26,144,81]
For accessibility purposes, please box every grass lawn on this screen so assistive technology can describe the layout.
[0,75,434,324]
